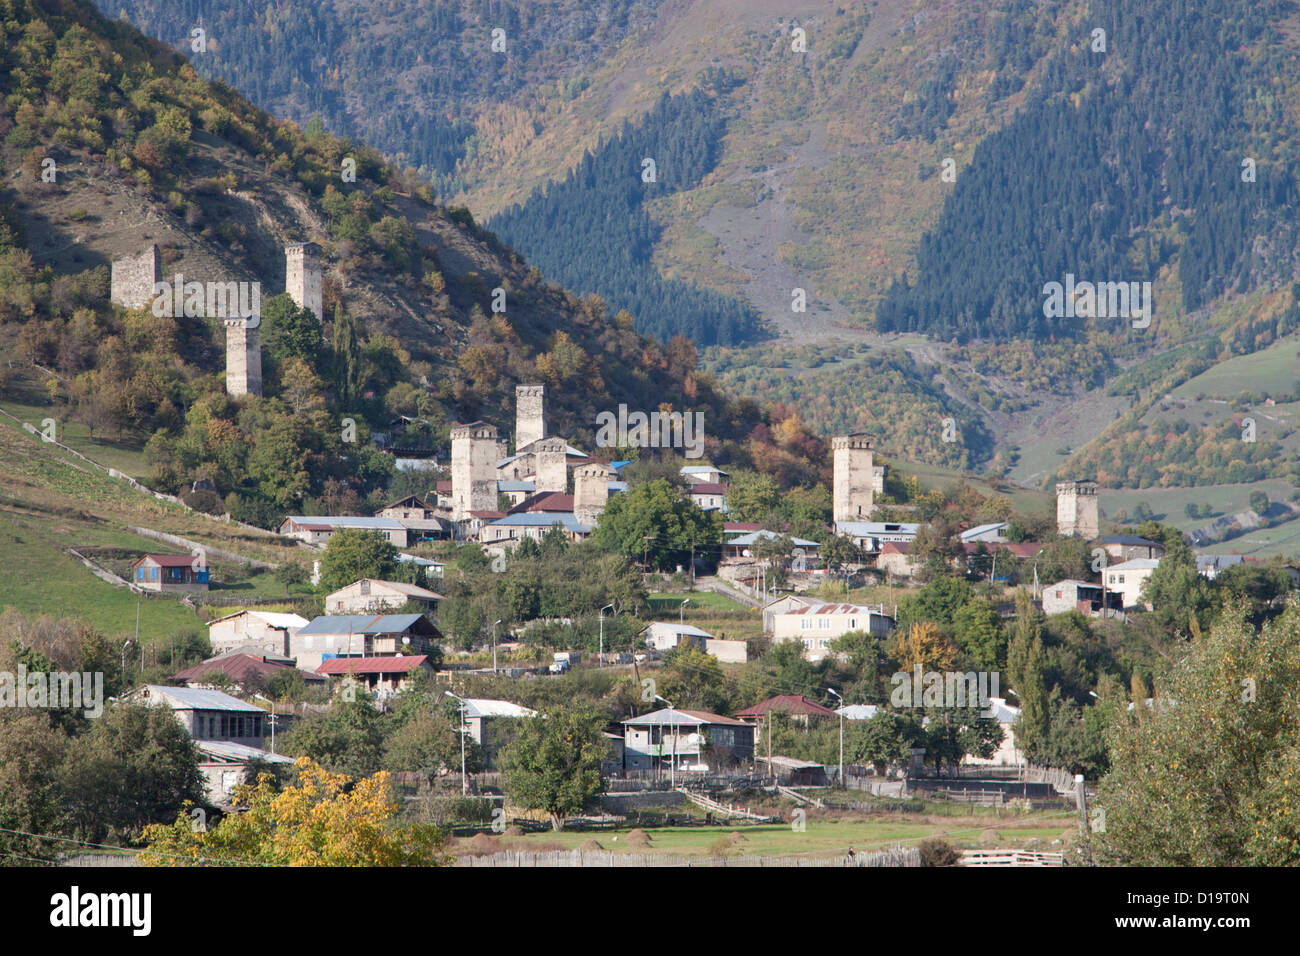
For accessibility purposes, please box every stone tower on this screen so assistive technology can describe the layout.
[284,242,323,321]
[532,437,569,495]
[574,462,616,526]
[516,384,546,450]
[224,318,262,397]
[833,434,876,524]
[1056,480,1100,539]
[110,245,161,308]
[837,434,878,522]
[451,422,501,521]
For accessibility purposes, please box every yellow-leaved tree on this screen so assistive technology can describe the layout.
[139,758,451,867]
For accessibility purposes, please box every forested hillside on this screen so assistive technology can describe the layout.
[489,86,765,346]
[877,0,1300,341]
[88,0,665,198]
[0,0,829,530]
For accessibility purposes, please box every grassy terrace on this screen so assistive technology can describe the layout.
[0,412,307,644]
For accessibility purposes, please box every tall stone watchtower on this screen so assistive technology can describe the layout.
[516,384,546,450]
[574,462,616,526]
[451,422,501,521]
[110,245,161,309]
[284,242,323,321]
[1056,480,1100,539]
[833,434,876,524]
[531,436,569,495]
[224,318,262,397]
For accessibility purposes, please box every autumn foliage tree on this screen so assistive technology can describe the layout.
[140,758,451,866]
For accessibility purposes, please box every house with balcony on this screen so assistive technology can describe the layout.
[621,708,754,774]
[315,655,435,701]
[289,613,441,671]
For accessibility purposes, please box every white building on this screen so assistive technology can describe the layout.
[324,579,442,615]
[962,697,1022,767]
[772,603,895,661]
[640,622,713,653]
[1103,558,1159,609]
[208,610,309,657]
[278,515,408,547]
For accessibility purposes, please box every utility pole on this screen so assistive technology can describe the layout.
[826,687,844,788]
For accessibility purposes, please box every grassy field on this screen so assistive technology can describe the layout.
[457,809,1076,859]
[1170,335,1300,400]
[0,414,306,645]
[0,368,151,480]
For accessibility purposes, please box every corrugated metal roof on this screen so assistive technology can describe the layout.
[486,512,590,533]
[735,695,837,718]
[836,704,881,720]
[641,622,714,638]
[132,553,197,567]
[727,530,821,547]
[282,516,404,530]
[207,610,309,628]
[197,741,295,764]
[296,614,427,636]
[316,655,430,675]
[140,684,263,712]
[623,707,747,727]
[463,698,538,719]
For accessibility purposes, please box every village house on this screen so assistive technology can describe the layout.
[373,495,450,543]
[621,708,754,774]
[962,697,1022,767]
[459,698,539,770]
[679,465,729,485]
[959,522,1009,544]
[129,684,292,803]
[735,694,837,745]
[1041,579,1124,616]
[172,651,326,693]
[686,482,729,512]
[324,578,442,615]
[289,613,441,671]
[315,655,434,701]
[478,512,592,549]
[640,622,713,653]
[207,610,309,657]
[835,521,920,553]
[877,540,917,578]
[130,554,210,593]
[1099,534,1166,562]
[1103,558,1160,609]
[772,602,896,661]
[721,530,821,565]
[278,515,408,547]
[762,594,825,632]
[1196,553,1248,579]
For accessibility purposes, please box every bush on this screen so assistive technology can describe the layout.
[918,837,961,867]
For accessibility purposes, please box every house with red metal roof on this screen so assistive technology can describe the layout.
[130,553,210,593]
[172,652,326,692]
[315,654,434,699]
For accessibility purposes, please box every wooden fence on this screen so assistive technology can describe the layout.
[457,846,920,867]
[960,849,1064,867]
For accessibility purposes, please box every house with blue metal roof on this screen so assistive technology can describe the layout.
[290,613,441,671]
